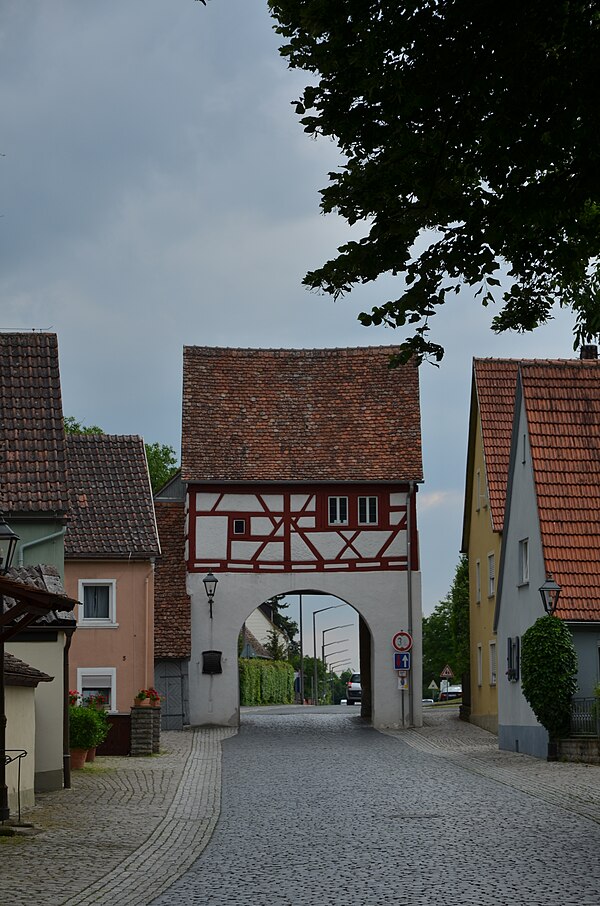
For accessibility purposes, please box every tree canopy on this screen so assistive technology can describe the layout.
[269,1,600,362]
[422,555,469,691]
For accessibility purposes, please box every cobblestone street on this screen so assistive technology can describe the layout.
[1,706,599,905]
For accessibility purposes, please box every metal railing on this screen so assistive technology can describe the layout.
[2,749,28,823]
[569,698,600,738]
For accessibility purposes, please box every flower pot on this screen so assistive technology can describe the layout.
[70,748,88,770]
[85,746,97,763]
[151,700,161,708]
[134,698,151,708]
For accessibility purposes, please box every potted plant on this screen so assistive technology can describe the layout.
[85,705,111,762]
[148,687,162,708]
[134,689,151,707]
[69,705,100,769]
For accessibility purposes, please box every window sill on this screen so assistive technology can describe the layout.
[78,622,120,629]
[517,581,529,588]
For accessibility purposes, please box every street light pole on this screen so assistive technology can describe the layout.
[312,604,345,705]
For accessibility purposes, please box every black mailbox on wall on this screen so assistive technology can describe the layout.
[202,650,223,675]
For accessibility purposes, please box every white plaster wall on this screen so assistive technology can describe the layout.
[187,569,422,730]
[497,397,548,750]
[244,607,287,650]
[6,638,63,784]
[5,684,36,811]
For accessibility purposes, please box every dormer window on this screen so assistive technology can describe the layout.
[328,496,348,525]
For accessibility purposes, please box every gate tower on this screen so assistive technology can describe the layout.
[181,346,423,729]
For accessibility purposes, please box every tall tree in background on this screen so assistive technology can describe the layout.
[422,555,469,691]
[269,1,600,362]
[64,418,178,494]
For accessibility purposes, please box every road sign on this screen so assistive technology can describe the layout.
[428,680,439,691]
[440,665,454,679]
[394,651,411,671]
[392,630,413,652]
[398,675,409,691]
[397,669,408,678]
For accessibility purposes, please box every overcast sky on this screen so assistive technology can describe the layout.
[0,2,578,668]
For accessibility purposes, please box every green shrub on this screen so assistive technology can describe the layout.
[521,615,578,740]
[69,705,111,749]
[239,658,294,706]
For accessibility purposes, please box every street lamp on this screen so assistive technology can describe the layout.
[312,604,345,705]
[539,575,561,615]
[203,572,218,619]
[0,514,19,824]
[322,623,353,670]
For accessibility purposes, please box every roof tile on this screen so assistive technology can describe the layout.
[181,347,422,483]
[65,435,160,559]
[154,500,190,658]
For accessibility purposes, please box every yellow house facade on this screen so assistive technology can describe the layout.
[462,359,520,734]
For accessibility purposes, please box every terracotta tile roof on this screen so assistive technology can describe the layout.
[473,359,521,533]
[181,347,422,483]
[0,332,67,514]
[520,361,600,621]
[64,435,160,559]
[154,500,190,658]
[1,564,77,631]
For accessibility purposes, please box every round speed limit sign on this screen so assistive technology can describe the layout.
[392,630,413,652]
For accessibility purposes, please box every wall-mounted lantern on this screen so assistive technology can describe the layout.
[203,571,218,618]
[0,515,19,575]
[539,574,561,615]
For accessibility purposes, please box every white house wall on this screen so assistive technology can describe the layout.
[497,396,549,758]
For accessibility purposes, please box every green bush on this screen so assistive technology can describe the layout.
[521,615,578,740]
[239,658,294,706]
[69,705,111,749]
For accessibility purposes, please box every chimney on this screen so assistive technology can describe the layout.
[580,345,598,360]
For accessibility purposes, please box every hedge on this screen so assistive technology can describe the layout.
[239,658,295,706]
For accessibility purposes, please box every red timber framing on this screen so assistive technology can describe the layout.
[187,483,419,574]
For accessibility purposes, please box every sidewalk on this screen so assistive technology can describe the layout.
[1,709,598,906]
[384,705,600,826]
[1,727,235,906]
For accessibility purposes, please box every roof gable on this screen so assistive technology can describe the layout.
[0,332,68,514]
[181,346,422,483]
[521,360,600,621]
[65,435,160,559]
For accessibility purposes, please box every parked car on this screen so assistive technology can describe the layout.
[346,673,361,705]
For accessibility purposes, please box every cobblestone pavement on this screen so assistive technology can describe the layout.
[154,707,600,906]
[0,727,235,906]
[1,707,599,906]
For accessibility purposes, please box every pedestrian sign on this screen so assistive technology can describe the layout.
[394,651,411,671]
[398,675,409,691]
[440,665,454,679]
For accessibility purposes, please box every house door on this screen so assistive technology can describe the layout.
[154,660,189,730]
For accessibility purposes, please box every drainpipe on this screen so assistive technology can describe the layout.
[18,527,66,566]
[63,629,74,790]
[406,481,415,728]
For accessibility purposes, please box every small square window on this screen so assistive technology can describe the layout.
[77,668,116,711]
[79,580,116,625]
[328,497,348,525]
[233,519,246,535]
[358,496,378,525]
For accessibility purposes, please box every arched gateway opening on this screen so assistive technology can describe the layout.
[180,346,423,730]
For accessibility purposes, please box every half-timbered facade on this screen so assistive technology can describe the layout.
[181,346,423,729]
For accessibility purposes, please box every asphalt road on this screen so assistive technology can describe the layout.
[151,707,600,906]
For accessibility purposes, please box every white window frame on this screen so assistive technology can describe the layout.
[518,538,529,585]
[477,644,483,687]
[358,496,378,525]
[475,560,481,604]
[489,641,497,686]
[328,496,349,526]
[487,553,495,598]
[77,667,117,713]
[78,579,117,627]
